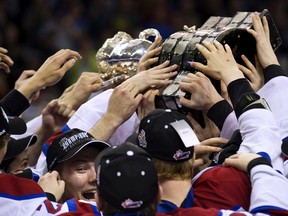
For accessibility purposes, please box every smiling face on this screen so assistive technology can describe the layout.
[55,146,100,203]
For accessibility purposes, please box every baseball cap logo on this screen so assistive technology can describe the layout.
[59,132,89,150]
[173,149,191,161]
[138,129,147,148]
[121,198,143,209]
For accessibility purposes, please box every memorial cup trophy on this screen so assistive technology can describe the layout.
[155,9,282,127]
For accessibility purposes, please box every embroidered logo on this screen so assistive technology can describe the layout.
[173,149,191,161]
[138,129,147,148]
[59,132,89,150]
[121,198,143,209]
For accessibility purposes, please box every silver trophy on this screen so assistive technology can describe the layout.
[95,28,160,88]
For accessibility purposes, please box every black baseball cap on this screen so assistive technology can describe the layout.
[127,109,194,162]
[4,134,38,160]
[47,128,110,171]
[0,107,27,138]
[95,142,158,213]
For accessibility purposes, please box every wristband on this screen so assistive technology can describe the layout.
[247,157,272,176]
[45,192,56,202]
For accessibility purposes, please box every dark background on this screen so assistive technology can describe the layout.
[1,0,287,119]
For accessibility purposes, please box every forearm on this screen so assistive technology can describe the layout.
[207,99,233,131]
[28,126,54,166]
[249,164,288,212]
[89,114,123,142]
[17,78,43,101]
[0,89,30,116]
[263,64,286,84]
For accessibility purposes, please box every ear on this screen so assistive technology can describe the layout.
[94,191,103,211]
[156,185,163,203]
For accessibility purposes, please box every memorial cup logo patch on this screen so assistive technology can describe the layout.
[138,129,147,148]
[173,149,190,161]
[121,198,143,209]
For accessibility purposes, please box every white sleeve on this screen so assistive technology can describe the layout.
[66,89,140,146]
[237,109,284,173]
[258,76,288,140]
[249,164,288,211]
[220,111,239,139]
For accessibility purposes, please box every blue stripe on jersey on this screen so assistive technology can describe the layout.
[66,199,77,211]
[251,205,287,213]
[43,143,49,156]
[61,124,71,132]
[256,152,271,162]
[0,192,46,200]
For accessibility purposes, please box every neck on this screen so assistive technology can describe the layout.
[159,178,192,207]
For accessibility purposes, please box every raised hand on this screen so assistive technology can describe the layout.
[14,70,40,102]
[0,47,14,73]
[59,72,103,111]
[179,72,224,111]
[192,41,244,86]
[17,49,82,101]
[223,152,261,173]
[238,54,264,92]
[38,171,65,202]
[137,89,159,121]
[125,60,178,93]
[137,35,162,72]
[247,12,279,69]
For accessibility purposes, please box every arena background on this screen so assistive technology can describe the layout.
[1,0,287,120]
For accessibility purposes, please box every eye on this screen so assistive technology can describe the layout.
[75,166,88,173]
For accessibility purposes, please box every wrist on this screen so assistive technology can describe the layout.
[101,113,124,129]
[247,156,272,176]
[222,70,245,87]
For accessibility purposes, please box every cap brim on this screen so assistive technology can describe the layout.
[58,140,110,163]
[4,134,38,160]
[7,116,27,135]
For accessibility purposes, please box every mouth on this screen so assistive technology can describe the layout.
[82,190,96,201]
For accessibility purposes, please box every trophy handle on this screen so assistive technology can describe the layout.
[139,28,160,41]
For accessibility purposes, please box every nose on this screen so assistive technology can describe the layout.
[88,167,96,184]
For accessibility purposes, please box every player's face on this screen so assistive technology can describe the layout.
[6,149,29,174]
[57,146,100,203]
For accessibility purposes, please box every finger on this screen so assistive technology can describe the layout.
[59,49,82,61]
[0,47,8,53]
[142,57,159,68]
[154,64,178,74]
[179,95,197,109]
[191,61,208,74]
[0,62,10,73]
[213,40,225,51]
[147,35,162,52]
[224,44,233,55]
[19,70,36,79]
[195,43,210,57]
[193,158,205,168]
[262,16,270,40]
[150,60,170,70]
[58,58,77,73]
[0,54,14,66]
[202,41,217,52]
[42,99,57,115]
[200,137,228,146]
[62,104,73,117]
[194,71,207,78]
[195,145,222,154]
[144,47,162,60]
